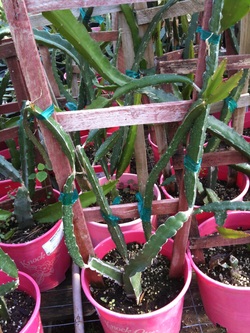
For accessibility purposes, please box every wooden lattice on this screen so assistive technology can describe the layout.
[1,0,250,277]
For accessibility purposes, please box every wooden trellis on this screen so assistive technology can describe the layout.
[2,0,250,278]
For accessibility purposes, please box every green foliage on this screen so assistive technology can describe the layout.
[0,155,22,183]
[42,10,131,87]
[0,248,18,320]
[2,0,249,305]
[221,0,250,32]
[217,226,250,239]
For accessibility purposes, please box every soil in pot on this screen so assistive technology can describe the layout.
[162,174,241,204]
[0,289,35,333]
[0,188,58,244]
[106,177,157,224]
[90,242,184,315]
[198,242,250,287]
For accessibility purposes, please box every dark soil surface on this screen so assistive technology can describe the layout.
[0,197,57,243]
[0,290,35,333]
[0,218,56,244]
[0,190,58,244]
[198,242,250,287]
[90,242,184,314]
[162,177,241,205]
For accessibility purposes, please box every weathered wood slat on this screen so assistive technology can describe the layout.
[0,39,16,58]
[173,150,250,170]
[190,231,250,249]
[136,0,205,25]
[30,7,120,27]
[0,127,19,142]
[158,55,250,75]
[29,0,204,28]
[82,199,179,222]
[0,102,19,115]
[56,100,193,131]
[55,94,250,132]
[25,0,157,14]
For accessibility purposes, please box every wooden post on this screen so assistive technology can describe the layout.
[170,0,213,277]
[2,0,97,274]
[233,12,250,135]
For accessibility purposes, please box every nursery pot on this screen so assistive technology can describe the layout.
[87,173,161,247]
[0,270,43,333]
[0,219,71,292]
[244,109,250,129]
[148,132,160,163]
[81,231,192,333]
[0,189,71,291]
[0,179,20,198]
[189,211,250,333]
[161,165,249,224]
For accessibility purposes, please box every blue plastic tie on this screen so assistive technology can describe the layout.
[112,196,121,205]
[225,97,237,113]
[196,26,221,45]
[36,104,54,120]
[93,16,104,25]
[101,211,120,226]
[80,8,104,24]
[184,155,202,173]
[18,114,23,125]
[136,192,151,223]
[65,102,77,111]
[126,70,140,79]
[59,189,79,206]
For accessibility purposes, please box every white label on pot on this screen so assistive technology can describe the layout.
[42,222,64,255]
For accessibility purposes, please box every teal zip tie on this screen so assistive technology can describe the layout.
[112,196,121,205]
[65,102,77,111]
[59,189,79,205]
[80,8,104,24]
[225,97,237,113]
[136,192,152,223]
[101,211,120,226]
[126,70,140,79]
[184,155,202,173]
[18,114,23,125]
[93,16,104,25]
[36,104,54,120]
[196,26,221,45]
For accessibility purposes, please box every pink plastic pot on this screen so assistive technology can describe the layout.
[189,211,250,333]
[0,219,71,292]
[0,270,43,333]
[0,179,20,198]
[0,189,71,291]
[0,146,11,160]
[87,173,161,247]
[0,138,19,161]
[79,127,119,138]
[161,165,249,224]
[244,109,250,128]
[148,132,160,163]
[82,231,192,333]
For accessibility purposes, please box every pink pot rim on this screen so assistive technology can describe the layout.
[189,211,250,291]
[0,219,62,248]
[0,187,61,248]
[88,173,161,228]
[82,231,192,319]
[18,271,41,332]
[190,250,250,292]
[148,133,158,149]
[160,169,249,201]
